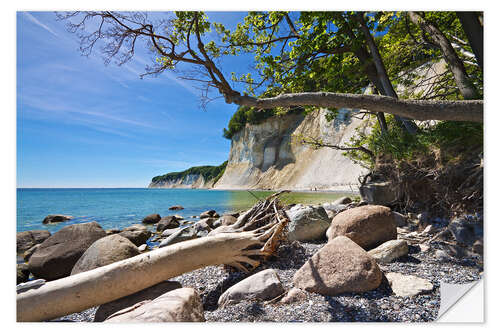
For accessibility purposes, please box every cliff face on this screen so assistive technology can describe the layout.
[148,174,216,189]
[214,109,368,191]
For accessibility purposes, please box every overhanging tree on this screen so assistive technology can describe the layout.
[55,11,483,122]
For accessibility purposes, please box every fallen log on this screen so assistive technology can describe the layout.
[17,193,289,322]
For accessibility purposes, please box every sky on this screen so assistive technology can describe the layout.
[16,11,252,188]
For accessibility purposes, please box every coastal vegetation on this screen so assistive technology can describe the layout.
[55,11,482,123]
[151,161,227,185]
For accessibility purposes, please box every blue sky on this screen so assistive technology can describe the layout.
[17,11,252,188]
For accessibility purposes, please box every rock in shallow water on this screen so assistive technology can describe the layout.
[142,213,161,225]
[17,230,51,253]
[28,221,106,280]
[159,221,212,247]
[156,216,180,232]
[118,224,151,247]
[293,236,382,296]
[17,263,30,284]
[42,214,73,224]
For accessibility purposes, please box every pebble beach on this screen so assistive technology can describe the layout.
[56,235,483,323]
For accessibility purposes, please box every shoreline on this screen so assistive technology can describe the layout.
[147,187,360,194]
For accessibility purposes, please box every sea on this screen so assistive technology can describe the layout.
[17,188,352,234]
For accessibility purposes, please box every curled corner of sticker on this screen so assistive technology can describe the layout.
[437,277,484,322]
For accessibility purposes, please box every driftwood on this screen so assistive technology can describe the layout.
[17,192,290,322]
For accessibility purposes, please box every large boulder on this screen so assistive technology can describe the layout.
[104,288,205,322]
[71,234,140,275]
[94,281,182,322]
[159,221,212,247]
[17,263,30,284]
[447,216,483,246]
[156,216,180,232]
[285,204,331,242]
[28,222,106,280]
[119,224,151,246]
[359,181,399,205]
[42,214,73,224]
[23,244,41,262]
[385,273,434,297]
[368,239,409,264]
[326,205,397,250]
[218,269,285,307]
[17,230,51,253]
[142,213,161,225]
[293,236,382,296]
[169,205,184,211]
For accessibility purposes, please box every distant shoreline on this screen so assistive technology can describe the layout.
[18,187,359,194]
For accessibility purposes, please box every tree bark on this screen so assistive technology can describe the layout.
[457,12,483,71]
[408,11,479,100]
[228,92,482,122]
[340,15,389,134]
[356,12,419,134]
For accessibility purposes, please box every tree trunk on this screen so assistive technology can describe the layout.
[229,91,482,123]
[18,195,289,322]
[457,12,483,71]
[408,11,479,100]
[352,49,388,134]
[356,12,418,134]
[340,16,388,134]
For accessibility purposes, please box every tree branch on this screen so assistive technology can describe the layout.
[228,92,482,122]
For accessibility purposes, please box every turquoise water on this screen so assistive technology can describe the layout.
[17,188,352,233]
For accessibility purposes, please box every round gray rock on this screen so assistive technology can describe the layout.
[156,216,180,232]
[218,269,285,307]
[142,213,161,224]
[119,224,151,246]
[285,204,331,242]
[17,230,51,253]
[71,234,140,275]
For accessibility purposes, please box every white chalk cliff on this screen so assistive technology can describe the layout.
[214,109,368,191]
